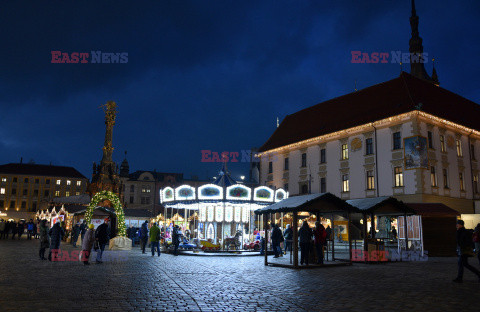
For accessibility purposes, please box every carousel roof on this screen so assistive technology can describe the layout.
[212,162,237,187]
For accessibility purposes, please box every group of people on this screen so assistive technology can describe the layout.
[129,221,182,257]
[268,221,332,265]
[37,217,111,265]
[0,219,38,240]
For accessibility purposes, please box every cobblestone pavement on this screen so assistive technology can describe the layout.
[0,238,478,312]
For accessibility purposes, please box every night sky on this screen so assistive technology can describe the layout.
[1,0,479,181]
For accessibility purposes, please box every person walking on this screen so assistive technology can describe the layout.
[128,225,136,247]
[313,222,327,265]
[172,225,180,256]
[474,223,480,266]
[11,221,17,239]
[271,224,284,258]
[39,220,49,260]
[140,221,149,254]
[17,221,24,240]
[283,224,293,254]
[149,222,161,257]
[4,220,11,239]
[34,220,39,239]
[95,218,110,264]
[26,219,35,240]
[298,221,313,266]
[453,220,480,283]
[80,220,87,241]
[71,222,80,247]
[48,219,65,261]
[0,219,5,239]
[81,224,96,265]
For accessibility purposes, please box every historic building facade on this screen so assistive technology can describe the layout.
[0,163,88,216]
[258,1,480,215]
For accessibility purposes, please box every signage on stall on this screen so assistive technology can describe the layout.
[0,210,7,217]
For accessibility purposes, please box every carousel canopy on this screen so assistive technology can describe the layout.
[212,162,237,187]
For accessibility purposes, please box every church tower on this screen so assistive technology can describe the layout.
[409,0,439,85]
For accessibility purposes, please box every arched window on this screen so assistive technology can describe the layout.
[301,184,308,194]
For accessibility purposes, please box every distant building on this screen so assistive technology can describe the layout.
[0,163,88,220]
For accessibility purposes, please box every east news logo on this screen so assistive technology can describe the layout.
[51,51,128,63]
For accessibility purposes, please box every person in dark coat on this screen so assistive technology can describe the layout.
[11,221,18,239]
[95,218,110,263]
[48,220,65,261]
[453,220,480,283]
[0,219,5,239]
[271,224,284,258]
[283,224,293,254]
[81,224,96,265]
[313,222,327,264]
[140,221,149,254]
[172,225,180,256]
[325,225,332,241]
[71,222,80,247]
[474,223,480,266]
[26,219,35,240]
[80,220,87,240]
[298,221,313,265]
[39,220,50,260]
[128,225,136,247]
[4,221,11,239]
[16,221,24,240]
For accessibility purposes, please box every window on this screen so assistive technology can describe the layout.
[142,186,151,193]
[76,181,82,186]
[0,188,4,194]
[366,138,373,155]
[367,170,375,190]
[301,184,308,194]
[67,180,71,186]
[32,202,37,210]
[0,200,3,208]
[320,177,326,193]
[11,188,16,195]
[10,201,15,208]
[268,161,273,173]
[471,144,476,161]
[33,190,38,196]
[393,132,402,150]
[440,135,446,152]
[129,196,134,204]
[130,185,134,192]
[394,167,404,187]
[430,166,437,187]
[56,179,61,185]
[456,139,463,157]
[342,174,349,192]
[284,183,289,192]
[34,179,39,184]
[474,175,479,194]
[428,131,433,149]
[65,191,70,197]
[341,144,348,160]
[443,169,449,188]
[141,197,146,204]
[46,179,50,185]
[13,177,17,183]
[301,153,307,167]
[320,149,326,164]
[24,178,29,183]
[1,177,6,182]
[21,201,26,209]
[284,158,289,171]
[23,189,27,196]
[459,172,465,191]
[146,197,151,204]
[75,192,80,196]
[44,190,49,197]
[55,191,60,197]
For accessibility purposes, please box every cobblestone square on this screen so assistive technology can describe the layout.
[0,238,478,311]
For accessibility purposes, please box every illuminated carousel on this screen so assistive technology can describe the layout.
[158,164,288,249]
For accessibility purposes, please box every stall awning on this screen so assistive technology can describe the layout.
[73,206,116,216]
[346,196,416,215]
[406,203,460,217]
[254,193,358,215]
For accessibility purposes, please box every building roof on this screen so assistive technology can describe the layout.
[0,163,87,179]
[254,193,357,215]
[347,196,416,215]
[259,72,480,153]
[52,194,91,205]
[123,209,152,218]
[406,203,460,217]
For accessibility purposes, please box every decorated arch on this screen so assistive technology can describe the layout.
[85,190,126,236]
